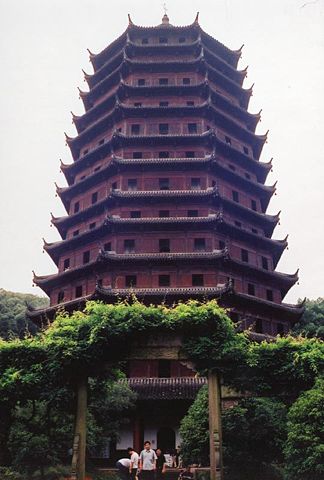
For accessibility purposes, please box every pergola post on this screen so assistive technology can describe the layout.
[71,376,88,480]
[208,370,223,480]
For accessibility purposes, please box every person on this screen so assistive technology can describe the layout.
[175,446,182,468]
[128,446,139,480]
[155,448,167,480]
[139,440,157,480]
[178,466,193,480]
[116,457,131,480]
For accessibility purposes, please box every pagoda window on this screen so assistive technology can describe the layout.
[57,291,65,304]
[158,360,171,377]
[104,242,111,251]
[219,240,226,250]
[127,179,137,191]
[98,139,104,146]
[94,165,101,172]
[245,172,251,180]
[133,151,143,159]
[266,289,274,302]
[131,124,140,135]
[72,229,79,237]
[63,258,70,270]
[80,175,86,180]
[251,199,257,211]
[138,79,145,86]
[225,136,232,145]
[187,101,194,106]
[83,149,89,156]
[188,210,198,217]
[243,146,249,155]
[248,283,255,296]
[185,151,195,158]
[179,37,186,43]
[141,38,149,45]
[241,249,249,263]
[159,210,170,217]
[183,78,191,85]
[191,177,201,190]
[134,102,142,107]
[159,37,168,44]
[234,221,242,228]
[89,222,96,229]
[124,239,135,253]
[255,318,263,334]
[159,123,169,135]
[83,251,90,264]
[97,278,103,287]
[252,228,258,234]
[276,323,284,335]
[125,275,137,287]
[73,201,80,214]
[232,190,239,203]
[159,239,170,253]
[130,211,141,218]
[192,274,204,287]
[75,285,83,298]
[112,181,118,190]
[91,192,98,204]
[159,178,170,190]
[229,164,236,171]
[159,151,169,158]
[159,275,170,287]
[159,78,169,85]
[159,101,169,107]
[262,256,269,270]
[188,123,197,134]
[194,238,206,251]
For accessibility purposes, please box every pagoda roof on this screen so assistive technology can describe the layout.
[67,101,266,162]
[122,377,207,401]
[80,55,251,113]
[51,186,279,237]
[34,246,297,297]
[28,281,303,326]
[74,81,260,135]
[87,38,246,91]
[57,154,274,212]
[44,214,287,267]
[89,14,241,72]
[62,130,271,184]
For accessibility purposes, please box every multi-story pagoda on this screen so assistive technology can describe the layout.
[30,13,304,458]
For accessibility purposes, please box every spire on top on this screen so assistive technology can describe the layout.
[162,2,169,25]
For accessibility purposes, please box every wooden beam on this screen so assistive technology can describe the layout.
[72,377,88,480]
[208,371,224,480]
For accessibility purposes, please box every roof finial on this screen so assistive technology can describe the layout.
[194,12,200,24]
[128,14,133,26]
[162,2,169,24]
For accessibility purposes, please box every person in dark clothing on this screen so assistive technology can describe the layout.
[155,448,167,480]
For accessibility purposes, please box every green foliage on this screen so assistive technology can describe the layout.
[0,289,48,339]
[293,298,324,339]
[0,467,24,480]
[180,387,287,475]
[284,377,324,480]
[179,386,209,466]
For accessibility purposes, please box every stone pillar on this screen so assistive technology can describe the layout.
[71,377,88,480]
[208,370,223,480]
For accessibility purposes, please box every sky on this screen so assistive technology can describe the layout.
[0,0,323,303]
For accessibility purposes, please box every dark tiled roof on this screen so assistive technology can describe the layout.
[121,377,207,400]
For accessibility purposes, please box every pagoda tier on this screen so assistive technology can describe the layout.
[31,14,302,336]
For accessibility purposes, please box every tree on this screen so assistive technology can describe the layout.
[293,298,324,339]
[0,289,48,339]
[284,377,324,480]
[179,386,287,477]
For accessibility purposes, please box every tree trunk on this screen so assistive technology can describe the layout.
[71,377,87,480]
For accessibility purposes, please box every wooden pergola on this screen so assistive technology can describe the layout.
[70,333,224,480]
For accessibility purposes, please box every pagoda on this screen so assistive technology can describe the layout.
[29,13,304,458]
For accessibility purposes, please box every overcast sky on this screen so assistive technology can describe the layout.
[0,0,323,303]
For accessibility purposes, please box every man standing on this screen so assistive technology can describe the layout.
[139,441,157,480]
[128,446,139,480]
